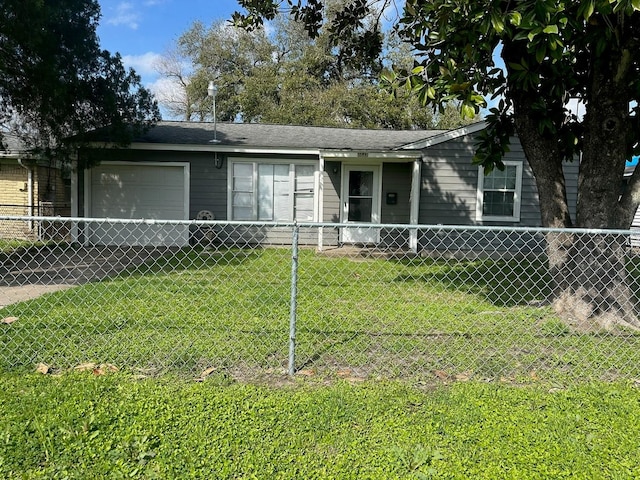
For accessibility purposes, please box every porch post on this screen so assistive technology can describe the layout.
[316,153,325,251]
[409,157,421,253]
[70,165,79,243]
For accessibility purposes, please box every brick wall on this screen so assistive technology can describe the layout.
[0,161,29,213]
[0,159,70,239]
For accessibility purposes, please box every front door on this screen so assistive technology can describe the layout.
[341,165,381,244]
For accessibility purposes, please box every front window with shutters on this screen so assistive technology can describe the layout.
[230,161,316,221]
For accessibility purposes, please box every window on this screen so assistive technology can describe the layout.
[476,161,523,222]
[230,162,316,221]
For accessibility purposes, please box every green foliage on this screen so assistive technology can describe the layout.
[0,0,160,164]
[161,3,471,129]
[0,240,34,253]
[1,375,640,478]
[395,0,640,179]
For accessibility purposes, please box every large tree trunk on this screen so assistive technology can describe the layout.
[550,232,640,331]
[503,39,640,331]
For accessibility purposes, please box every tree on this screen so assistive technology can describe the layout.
[234,0,640,330]
[158,3,468,129]
[153,48,198,121]
[158,20,276,122]
[0,0,160,166]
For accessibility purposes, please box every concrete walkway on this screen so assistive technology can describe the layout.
[0,284,73,309]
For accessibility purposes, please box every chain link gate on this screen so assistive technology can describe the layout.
[2,215,640,382]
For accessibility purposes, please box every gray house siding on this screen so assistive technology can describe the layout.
[416,134,579,254]
[380,162,413,247]
[75,123,581,252]
[322,161,341,246]
[563,160,579,221]
[381,163,412,224]
[417,134,579,227]
[418,134,537,226]
[189,155,227,220]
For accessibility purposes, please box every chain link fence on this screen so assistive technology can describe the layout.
[0,203,71,241]
[2,215,640,383]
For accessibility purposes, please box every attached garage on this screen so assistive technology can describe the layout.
[85,162,190,246]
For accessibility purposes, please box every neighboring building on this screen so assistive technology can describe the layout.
[1,135,70,240]
[625,157,640,247]
[71,121,579,251]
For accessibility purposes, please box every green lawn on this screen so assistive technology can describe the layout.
[1,373,639,479]
[3,246,640,478]
[2,247,640,381]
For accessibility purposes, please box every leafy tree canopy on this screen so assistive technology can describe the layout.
[0,0,160,163]
[157,1,470,129]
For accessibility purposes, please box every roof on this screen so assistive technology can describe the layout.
[125,121,446,152]
[399,121,488,150]
[0,134,28,156]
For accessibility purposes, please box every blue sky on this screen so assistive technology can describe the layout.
[97,0,242,88]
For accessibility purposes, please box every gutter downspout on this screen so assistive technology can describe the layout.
[18,158,34,231]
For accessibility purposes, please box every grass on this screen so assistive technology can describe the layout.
[0,373,639,479]
[3,246,640,478]
[2,247,640,381]
[0,239,39,253]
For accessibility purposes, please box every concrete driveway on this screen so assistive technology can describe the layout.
[0,246,171,309]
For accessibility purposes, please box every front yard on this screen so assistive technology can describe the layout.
[2,246,640,478]
[1,374,639,479]
[2,247,640,381]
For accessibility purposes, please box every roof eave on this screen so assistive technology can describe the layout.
[82,142,423,159]
[398,121,488,150]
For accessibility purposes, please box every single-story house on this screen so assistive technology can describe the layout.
[71,121,579,251]
[1,135,70,239]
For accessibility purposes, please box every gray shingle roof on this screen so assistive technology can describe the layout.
[132,121,445,151]
[0,134,27,154]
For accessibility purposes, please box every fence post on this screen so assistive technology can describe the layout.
[288,222,299,376]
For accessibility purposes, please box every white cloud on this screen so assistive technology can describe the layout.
[106,2,140,30]
[122,52,163,76]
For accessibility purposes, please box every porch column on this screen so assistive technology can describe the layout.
[409,157,421,253]
[70,165,79,243]
[316,153,325,251]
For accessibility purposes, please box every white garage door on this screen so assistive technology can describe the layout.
[88,162,189,246]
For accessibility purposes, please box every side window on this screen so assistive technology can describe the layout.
[476,162,523,222]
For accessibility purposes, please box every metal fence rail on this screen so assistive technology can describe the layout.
[1,216,640,382]
[0,204,71,241]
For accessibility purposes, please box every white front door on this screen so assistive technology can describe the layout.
[341,165,381,244]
